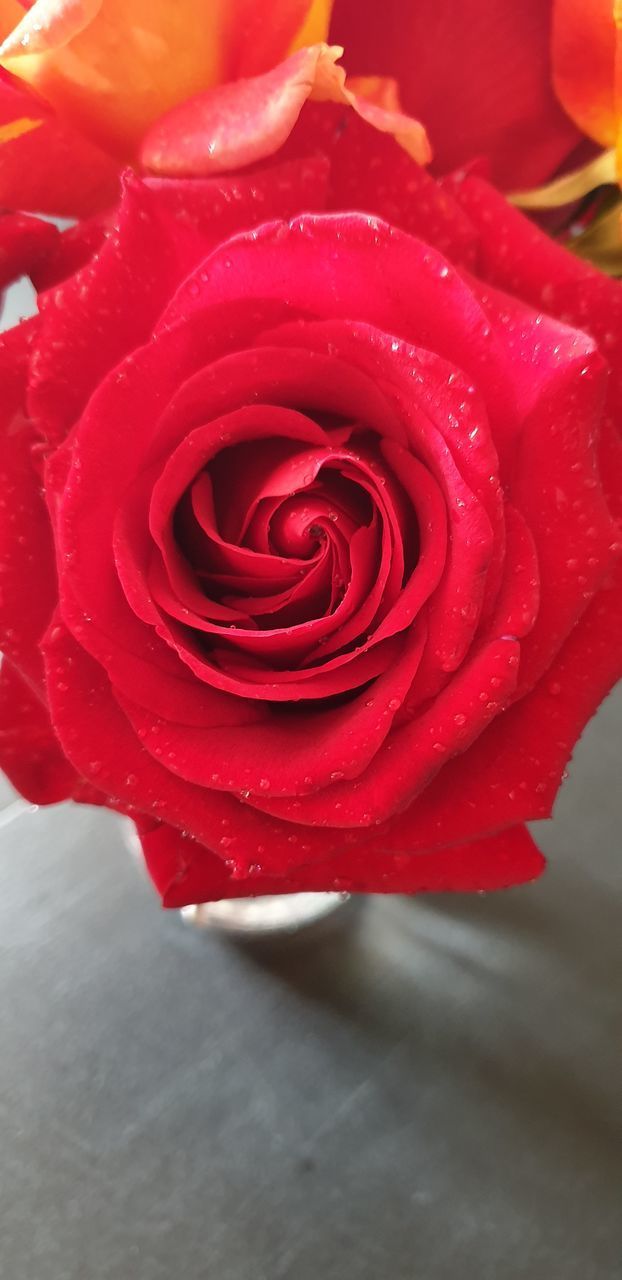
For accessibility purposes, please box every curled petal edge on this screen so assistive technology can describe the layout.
[140,43,431,178]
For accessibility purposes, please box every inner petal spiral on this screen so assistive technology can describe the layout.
[147,411,425,683]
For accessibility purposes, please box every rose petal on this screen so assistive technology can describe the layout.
[42,617,368,874]
[552,0,621,148]
[329,0,583,189]
[0,209,57,288]
[381,564,622,854]
[483,504,540,643]
[229,0,334,78]
[450,173,622,406]
[0,65,118,215]
[141,43,430,177]
[451,175,621,690]
[161,213,518,437]
[1,0,230,155]
[136,816,544,905]
[116,626,426,798]
[30,160,329,445]
[283,105,478,265]
[0,658,76,803]
[259,319,502,684]
[0,0,102,60]
[0,323,57,689]
[253,637,520,826]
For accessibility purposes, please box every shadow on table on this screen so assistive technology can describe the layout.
[224,857,620,1173]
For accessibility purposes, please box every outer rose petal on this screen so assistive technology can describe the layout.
[0,4,23,44]
[253,639,520,828]
[449,173,622,437]
[42,619,362,875]
[136,817,545,906]
[0,1,335,159]
[228,0,334,78]
[450,174,622,539]
[161,214,516,433]
[329,0,583,189]
[140,44,430,178]
[29,212,107,291]
[552,0,621,147]
[381,569,622,854]
[283,106,478,266]
[0,0,103,59]
[0,0,233,155]
[0,659,76,803]
[0,66,118,215]
[29,160,329,445]
[0,209,57,288]
[0,323,58,689]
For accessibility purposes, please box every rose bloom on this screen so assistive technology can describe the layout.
[1,93,621,906]
[0,0,335,214]
[0,0,597,218]
[330,0,587,190]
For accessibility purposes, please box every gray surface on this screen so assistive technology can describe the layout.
[1,689,621,1280]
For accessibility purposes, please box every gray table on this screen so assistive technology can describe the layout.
[1,687,621,1280]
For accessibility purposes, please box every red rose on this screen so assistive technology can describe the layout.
[1,105,620,905]
[329,0,585,190]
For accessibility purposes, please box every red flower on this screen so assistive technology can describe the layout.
[1,103,620,905]
[329,0,585,189]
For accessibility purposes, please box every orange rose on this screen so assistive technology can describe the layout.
[0,0,341,213]
[510,3,622,273]
[0,0,332,155]
[552,0,622,169]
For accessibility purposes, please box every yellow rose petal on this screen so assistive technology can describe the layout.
[511,148,618,209]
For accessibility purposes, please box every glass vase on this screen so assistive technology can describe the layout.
[180,891,350,937]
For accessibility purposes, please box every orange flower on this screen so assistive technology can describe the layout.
[511,2,622,269]
[0,0,333,154]
[552,0,622,167]
[0,0,342,213]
